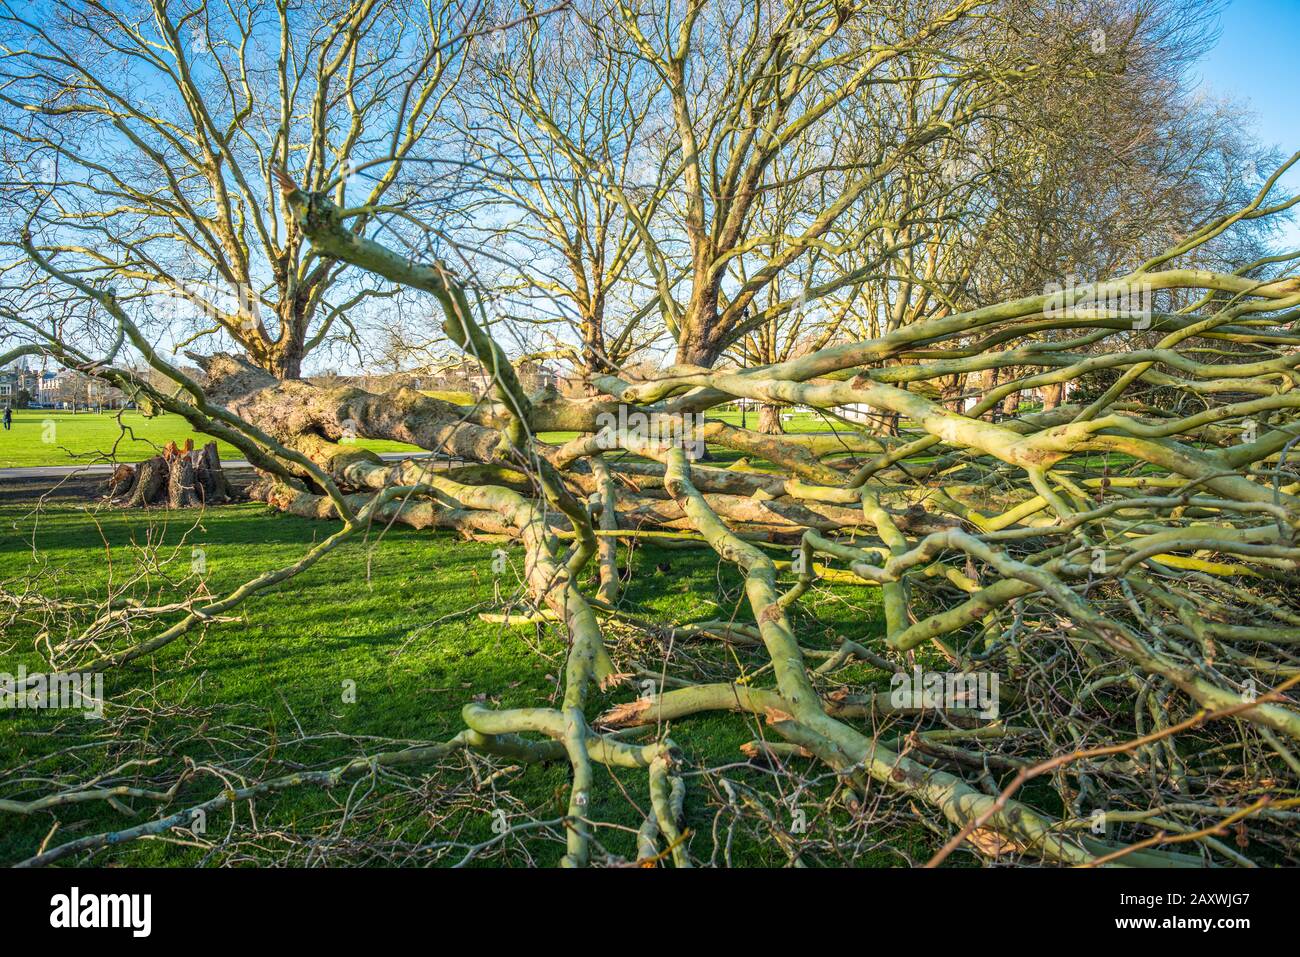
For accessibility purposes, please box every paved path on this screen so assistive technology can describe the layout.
[0,451,435,481]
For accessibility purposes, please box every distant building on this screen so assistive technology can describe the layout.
[35,370,60,407]
[0,363,40,408]
[516,359,559,394]
[31,368,128,410]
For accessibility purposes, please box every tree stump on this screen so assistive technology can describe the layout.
[106,440,233,507]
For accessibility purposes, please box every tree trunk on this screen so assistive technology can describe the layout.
[973,367,997,420]
[268,340,304,380]
[675,337,723,368]
[940,373,966,412]
[168,453,199,508]
[1042,381,1065,410]
[108,441,232,508]
[674,289,728,368]
[757,403,785,434]
[196,441,233,502]
[124,456,167,507]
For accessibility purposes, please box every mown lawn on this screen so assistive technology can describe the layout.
[0,410,422,468]
[0,500,918,867]
[0,407,852,469]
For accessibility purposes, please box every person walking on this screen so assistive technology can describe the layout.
[2,405,11,430]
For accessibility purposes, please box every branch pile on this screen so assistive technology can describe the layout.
[9,182,1300,868]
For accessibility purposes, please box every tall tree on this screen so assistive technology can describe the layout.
[453,2,677,380]
[0,0,471,378]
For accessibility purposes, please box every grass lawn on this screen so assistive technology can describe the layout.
[0,500,928,867]
[0,410,422,469]
[705,409,844,432]
[0,407,854,469]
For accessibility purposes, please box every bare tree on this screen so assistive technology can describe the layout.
[5,1,1300,871]
[452,2,676,380]
[0,0,472,377]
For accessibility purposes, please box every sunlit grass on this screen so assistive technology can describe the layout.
[0,410,420,468]
[1,407,859,468]
[0,501,907,866]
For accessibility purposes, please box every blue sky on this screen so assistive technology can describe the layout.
[1196,0,1300,245]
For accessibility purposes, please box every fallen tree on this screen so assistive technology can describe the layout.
[7,155,1300,867]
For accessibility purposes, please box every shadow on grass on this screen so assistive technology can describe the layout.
[0,501,900,866]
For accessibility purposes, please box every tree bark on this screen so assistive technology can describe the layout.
[196,442,233,502]
[168,453,199,508]
[940,373,966,412]
[109,441,232,507]
[124,456,167,507]
[757,403,785,434]
[267,336,305,380]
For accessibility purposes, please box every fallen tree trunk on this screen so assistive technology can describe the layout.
[16,177,1300,870]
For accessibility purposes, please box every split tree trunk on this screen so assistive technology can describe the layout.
[107,440,232,507]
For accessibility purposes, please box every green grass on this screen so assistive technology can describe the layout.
[0,500,919,866]
[419,389,475,404]
[0,408,855,469]
[705,409,843,432]
[0,410,422,468]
